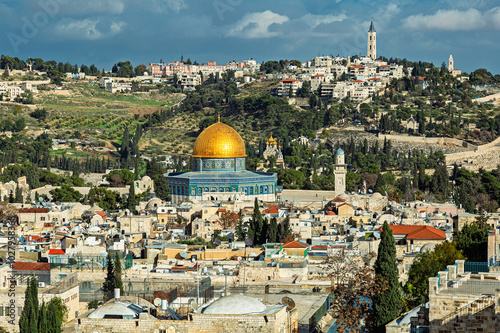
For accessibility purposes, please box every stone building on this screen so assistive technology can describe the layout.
[76,294,298,333]
[167,120,277,203]
[134,175,155,194]
[0,268,79,332]
[376,224,446,258]
[387,260,500,333]
[117,214,152,234]
[262,136,284,167]
[367,18,376,60]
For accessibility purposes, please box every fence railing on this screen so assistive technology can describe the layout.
[464,261,489,274]
[49,253,133,272]
[440,294,494,326]
[439,280,500,295]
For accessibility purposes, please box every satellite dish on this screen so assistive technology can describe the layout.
[55,201,60,205]
[213,239,221,246]
[191,301,199,311]
[39,196,44,202]
[179,251,188,259]
[281,297,296,311]
[153,298,161,307]
[244,238,253,247]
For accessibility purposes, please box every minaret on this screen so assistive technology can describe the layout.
[334,148,347,196]
[367,18,376,60]
[448,54,454,72]
[347,54,351,67]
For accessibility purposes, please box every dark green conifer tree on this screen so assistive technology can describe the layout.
[114,252,123,294]
[373,221,402,330]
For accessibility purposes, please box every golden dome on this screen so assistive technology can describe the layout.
[193,122,246,158]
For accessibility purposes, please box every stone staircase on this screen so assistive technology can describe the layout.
[440,294,495,326]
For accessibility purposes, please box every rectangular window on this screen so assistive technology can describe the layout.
[4,307,8,316]
[0,306,3,316]
[40,217,46,221]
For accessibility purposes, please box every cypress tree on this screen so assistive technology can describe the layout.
[252,198,264,245]
[127,184,136,212]
[267,217,278,243]
[373,221,402,330]
[38,302,47,333]
[235,210,246,241]
[114,252,123,294]
[102,252,115,300]
[15,185,23,203]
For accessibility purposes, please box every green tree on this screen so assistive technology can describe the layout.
[235,210,246,241]
[38,302,47,333]
[248,198,264,245]
[14,117,26,132]
[87,187,121,211]
[19,277,38,333]
[266,217,278,243]
[15,186,23,203]
[106,169,135,186]
[455,217,489,262]
[114,252,123,294]
[373,221,402,330]
[102,252,116,300]
[126,183,136,212]
[50,185,82,202]
[279,216,292,242]
[153,175,170,201]
[404,242,465,307]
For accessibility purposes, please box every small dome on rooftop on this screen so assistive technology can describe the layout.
[202,294,266,315]
[336,148,344,155]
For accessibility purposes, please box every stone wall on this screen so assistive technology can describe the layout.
[76,307,296,333]
[430,305,496,333]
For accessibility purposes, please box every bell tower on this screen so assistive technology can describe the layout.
[448,54,454,72]
[367,18,376,60]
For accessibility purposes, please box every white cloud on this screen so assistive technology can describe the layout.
[402,8,500,31]
[54,18,126,40]
[301,13,347,29]
[157,0,187,12]
[56,0,126,15]
[227,10,289,38]
[0,4,17,26]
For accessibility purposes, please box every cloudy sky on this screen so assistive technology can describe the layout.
[1,0,499,74]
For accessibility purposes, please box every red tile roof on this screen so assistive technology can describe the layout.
[312,246,327,249]
[353,80,364,83]
[48,249,65,255]
[350,65,363,69]
[331,197,346,203]
[12,262,50,271]
[283,241,308,248]
[326,211,336,215]
[280,79,299,83]
[96,211,107,218]
[19,208,49,214]
[312,74,325,77]
[377,225,445,240]
[379,65,390,67]
[26,235,43,242]
[263,207,279,215]
[337,203,353,208]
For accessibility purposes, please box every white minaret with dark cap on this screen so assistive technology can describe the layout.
[367,18,376,60]
[334,148,347,195]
